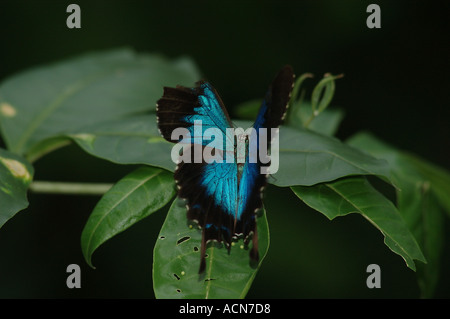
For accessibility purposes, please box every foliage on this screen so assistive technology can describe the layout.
[0,49,448,298]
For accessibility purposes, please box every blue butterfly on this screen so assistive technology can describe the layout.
[157,66,294,273]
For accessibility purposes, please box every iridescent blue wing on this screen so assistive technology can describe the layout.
[157,81,233,149]
[236,65,295,262]
[174,150,238,272]
[157,81,238,272]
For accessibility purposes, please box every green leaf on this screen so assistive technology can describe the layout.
[0,48,200,158]
[347,132,450,215]
[69,113,175,172]
[0,148,34,228]
[81,166,176,268]
[347,131,448,296]
[272,125,392,187]
[402,154,450,216]
[397,181,444,297]
[291,177,426,271]
[153,198,269,299]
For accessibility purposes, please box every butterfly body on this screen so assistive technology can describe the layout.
[157,66,294,273]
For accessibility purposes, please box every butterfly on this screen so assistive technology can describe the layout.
[156,66,295,273]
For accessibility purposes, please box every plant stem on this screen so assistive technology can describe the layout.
[29,181,113,195]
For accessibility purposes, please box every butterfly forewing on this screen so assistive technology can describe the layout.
[157,81,234,148]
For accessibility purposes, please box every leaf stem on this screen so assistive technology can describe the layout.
[29,181,113,195]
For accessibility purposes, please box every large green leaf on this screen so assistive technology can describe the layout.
[81,166,176,268]
[347,131,448,296]
[272,125,392,187]
[153,198,269,299]
[69,113,175,172]
[0,48,200,160]
[292,177,426,271]
[347,131,450,215]
[0,148,34,228]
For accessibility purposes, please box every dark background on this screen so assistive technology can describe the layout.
[0,0,448,298]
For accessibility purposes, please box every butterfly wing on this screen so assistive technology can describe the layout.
[157,81,233,148]
[253,65,295,132]
[236,65,295,262]
[157,81,238,273]
[174,148,238,273]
